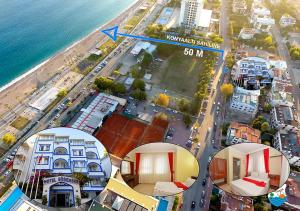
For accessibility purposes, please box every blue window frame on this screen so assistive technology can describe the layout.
[72,149,83,156]
[39,144,50,151]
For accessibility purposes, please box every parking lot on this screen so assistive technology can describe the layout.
[123,98,193,147]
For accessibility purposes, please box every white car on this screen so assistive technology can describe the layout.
[208,156,212,162]
[153,109,158,113]
[211,139,215,144]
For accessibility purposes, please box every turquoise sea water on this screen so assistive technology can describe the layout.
[0,0,135,87]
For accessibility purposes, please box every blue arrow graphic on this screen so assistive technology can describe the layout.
[101,26,225,59]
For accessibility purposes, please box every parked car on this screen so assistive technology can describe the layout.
[201,190,205,198]
[199,199,204,207]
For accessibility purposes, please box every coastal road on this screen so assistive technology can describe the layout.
[37,1,163,130]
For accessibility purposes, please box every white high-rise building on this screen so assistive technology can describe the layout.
[179,0,205,28]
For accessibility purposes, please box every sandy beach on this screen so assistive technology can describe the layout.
[0,0,142,116]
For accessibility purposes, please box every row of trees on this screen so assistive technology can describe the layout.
[240,33,276,52]
[94,76,126,95]
[131,79,147,101]
[289,46,300,60]
[190,52,217,115]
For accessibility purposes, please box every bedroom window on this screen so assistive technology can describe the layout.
[139,153,171,183]
[121,161,131,175]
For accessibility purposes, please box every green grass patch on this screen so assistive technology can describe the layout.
[87,54,102,62]
[10,116,30,130]
[154,51,203,97]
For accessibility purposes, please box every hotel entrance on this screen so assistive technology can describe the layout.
[49,183,75,207]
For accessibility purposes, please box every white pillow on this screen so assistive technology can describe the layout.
[251,172,258,177]
[184,177,196,187]
[259,172,269,180]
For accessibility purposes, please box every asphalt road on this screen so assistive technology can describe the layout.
[180,0,230,210]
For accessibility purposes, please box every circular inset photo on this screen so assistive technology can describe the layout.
[209,143,290,197]
[12,127,112,208]
[120,142,199,197]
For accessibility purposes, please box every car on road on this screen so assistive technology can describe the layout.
[186,140,192,148]
[211,139,215,144]
[202,178,207,186]
[208,156,212,163]
[201,190,205,198]
[5,158,11,163]
[153,109,158,113]
[191,201,196,209]
[199,199,204,207]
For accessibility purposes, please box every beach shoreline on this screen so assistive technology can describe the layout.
[0,0,141,116]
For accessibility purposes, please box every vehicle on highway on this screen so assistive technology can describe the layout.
[191,201,196,209]
[208,156,212,162]
[211,139,215,144]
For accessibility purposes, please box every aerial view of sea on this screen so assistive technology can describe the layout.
[0,0,136,87]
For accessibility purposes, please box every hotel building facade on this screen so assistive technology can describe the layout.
[14,133,110,207]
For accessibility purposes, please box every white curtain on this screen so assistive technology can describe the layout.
[121,161,131,175]
[249,150,265,174]
[139,153,171,184]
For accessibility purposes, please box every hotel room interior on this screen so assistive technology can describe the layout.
[120,143,199,196]
[209,143,290,197]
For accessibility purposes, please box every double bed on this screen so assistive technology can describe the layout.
[153,177,195,196]
[231,172,270,196]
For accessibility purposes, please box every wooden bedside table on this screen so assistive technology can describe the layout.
[269,174,280,189]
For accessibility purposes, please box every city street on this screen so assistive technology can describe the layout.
[181,0,231,209]
[272,25,300,116]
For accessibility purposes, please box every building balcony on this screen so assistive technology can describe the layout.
[73,167,88,173]
[52,168,72,174]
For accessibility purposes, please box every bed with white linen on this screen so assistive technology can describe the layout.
[230,172,270,196]
[153,177,195,196]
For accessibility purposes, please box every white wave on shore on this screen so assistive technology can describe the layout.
[0,0,139,94]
